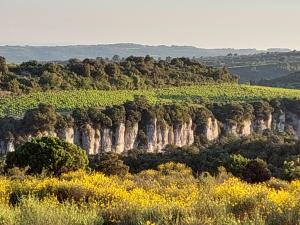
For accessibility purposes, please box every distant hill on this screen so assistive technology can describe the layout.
[256,71,300,89]
[0,43,277,63]
[0,44,296,83]
[198,51,300,83]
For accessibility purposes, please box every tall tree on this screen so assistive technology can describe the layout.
[0,56,8,74]
[112,55,120,62]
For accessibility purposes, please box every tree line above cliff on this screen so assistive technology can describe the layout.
[1,96,299,147]
[0,56,237,95]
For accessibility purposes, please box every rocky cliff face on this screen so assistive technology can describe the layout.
[286,112,300,136]
[223,113,273,137]
[57,116,218,154]
[146,118,195,153]
[124,123,139,151]
[204,118,219,141]
[224,119,252,137]
[2,104,300,155]
[274,113,286,133]
[0,140,14,155]
[54,118,198,154]
[253,113,272,134]
[57,127,74,143]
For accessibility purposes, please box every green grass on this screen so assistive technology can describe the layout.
[1,84,300,117]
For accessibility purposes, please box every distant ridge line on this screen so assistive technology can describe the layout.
[0,43,292,63]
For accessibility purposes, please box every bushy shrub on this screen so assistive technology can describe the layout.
[252,101,274,121]
[283,160,300,180]
[22,104,58,134]
[225,154,250,178]
[266,178,289,190]
[89,152,129,177]
[17,197,104,225]
[230,196,257,219]
[5,137,88,175]
[0,157,6,175]
[242,158,272,183]
[0,56,8,74]
[157,162,193,177]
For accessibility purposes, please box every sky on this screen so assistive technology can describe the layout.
[0,0,299,49]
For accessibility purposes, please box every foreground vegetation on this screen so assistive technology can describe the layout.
[1,133,300,224]
[0,165,300,225]
[1,84,300,117]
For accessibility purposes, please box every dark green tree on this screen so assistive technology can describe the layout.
[104,63,120,76]
[283,159,300,180]
[89,152,129,176]
[39,71,62,90]
[225,154,250,178]
[22,104,58,134]
[7,79,21,94]
[5,137,88,175]
[242,158,271,183]
[112,55,120,62]
[83,63,91,77]
[0,56,8,74]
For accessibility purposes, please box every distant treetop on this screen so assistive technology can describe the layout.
[0,56,238,95]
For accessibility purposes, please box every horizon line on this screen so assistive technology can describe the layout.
[0,42,297,51]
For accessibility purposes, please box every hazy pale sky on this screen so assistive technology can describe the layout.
[1,0,299,49]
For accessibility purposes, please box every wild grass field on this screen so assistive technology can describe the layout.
[1,84,300,117]
[0,163,299,225]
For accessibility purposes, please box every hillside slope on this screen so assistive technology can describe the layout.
[1,84,300,118]
[199,51,300,82]
[256,71,300,89]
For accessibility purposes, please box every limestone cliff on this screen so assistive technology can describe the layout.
[2,101,300,155]
[253,113,272,134]
[224,119,252,137]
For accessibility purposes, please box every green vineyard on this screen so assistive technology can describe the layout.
[1,84,300,117]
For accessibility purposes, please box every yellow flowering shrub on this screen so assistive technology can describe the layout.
[0,177,10,204]
[1,163,300,224]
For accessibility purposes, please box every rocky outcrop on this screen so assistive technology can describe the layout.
[156,125,170,151]
[146,119,157,153]
[101,128,113,152]
[224,119,252,137]
[272,112,286,133]
[94,129,101,154]
[240,120,252,136]
[4,104,300,156]
[253,113,272,134]
[124,123,139,151]
[57,127,74,143]
[73,128,81,146]
[224,122,238,137]
[145,118,195,153]
[205,118,219,141]
[7,141,15,153]
[173,118,194,147]
[224,115,273,137]
[81,124,97,155]
[0,140,14,154]
[115,123,126,154]
[286,112,300,136]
